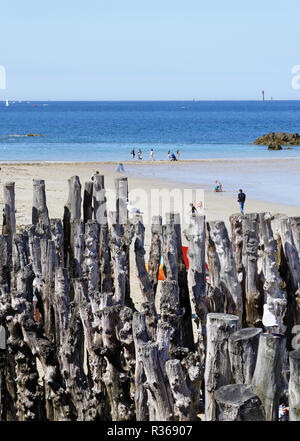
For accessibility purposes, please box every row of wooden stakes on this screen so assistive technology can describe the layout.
[0,174,299,421]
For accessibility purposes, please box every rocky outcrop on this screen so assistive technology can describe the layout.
[268,142,282,151]
[254,132,300,145]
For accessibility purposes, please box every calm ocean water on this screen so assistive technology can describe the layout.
[1,100,300,161]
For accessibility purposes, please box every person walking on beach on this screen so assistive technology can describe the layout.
[190,203,197,217]
[149,148,155,160]
[237,189,246,214]
[176,150,180,160]
[137,149,143,160]
[131,148,135,160]
[91,171,99,181]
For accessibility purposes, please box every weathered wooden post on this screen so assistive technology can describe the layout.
[184,215,206,317]
[279,217,300,303]
[160,280,184,350]
[141,301,157,341]
[93,174,106,223]
[69,219,84,279]
[134,215,155,303]
[99,226,113,293]
[204,313,240,421]
[228,327,262,384]
[132,312,150,421]
[11,232,31,292]
[252,333,286,421]
[184,215,208,354]
[3,182,16,238]
[83,181,93,223]
[63,176,82,268]
[50,219,64,268]
[165,359,198,421]
[162,213,194,351]
[5,314,45,421]
[273,216,300,344]
[73,279,110,420]
[100,305,134,421]
[230,214,244,285]
[53,266,95,421]
[40,239,56,341]
[170,213,194,351]
[206,221,243,322]
[214,384,265,421]
[0,235,11,287]
[114,178,133,306]
[32,179,50,226]
[115,177,128,226]
[139,341,174,421]
[109,211,134,306]
[288,349,300,420]
[66,175,82,221]
[258,213,287,333]
[83,220,100,293]
[92,174,112,293]
[242,214,261,327]
[20,313,75,421]
[290,217,300,258]
[147,215,162,297]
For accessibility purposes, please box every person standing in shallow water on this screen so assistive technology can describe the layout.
[237,189,246,214]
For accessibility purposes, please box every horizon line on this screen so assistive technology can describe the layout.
[2,98,300,102]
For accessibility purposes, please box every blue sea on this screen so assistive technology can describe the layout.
[1,100,300,161]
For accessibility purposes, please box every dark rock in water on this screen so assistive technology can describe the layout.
[26,133,43,137]
[254,131,300,145]
[268,142,282,151]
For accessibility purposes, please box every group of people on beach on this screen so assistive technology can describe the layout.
[130,148,180,161]
[213,180,246,214]
[190,187,246,216]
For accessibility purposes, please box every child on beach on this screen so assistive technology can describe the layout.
[116,163,125,173]
[137,149,143,160]
[214,180,222,192]
[167,150,171,160]
[131,149,135,160]
[176,150,180,160]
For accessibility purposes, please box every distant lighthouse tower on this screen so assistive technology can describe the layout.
[262,90,265,101]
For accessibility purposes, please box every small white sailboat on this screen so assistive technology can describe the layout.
[5,99,9,107]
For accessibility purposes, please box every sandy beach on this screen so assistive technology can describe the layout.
[0,159,299,312]
[0,159,299,227]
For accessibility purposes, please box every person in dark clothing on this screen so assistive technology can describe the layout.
[237,189,246,214]
[190,203,197,217]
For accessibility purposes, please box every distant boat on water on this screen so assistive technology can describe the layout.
[5,99,9,107]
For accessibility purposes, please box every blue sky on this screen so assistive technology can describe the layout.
[1,0,300,100]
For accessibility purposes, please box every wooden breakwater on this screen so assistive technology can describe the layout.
[0,175,299,421]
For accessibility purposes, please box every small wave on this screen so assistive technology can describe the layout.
[8,135,27,138]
